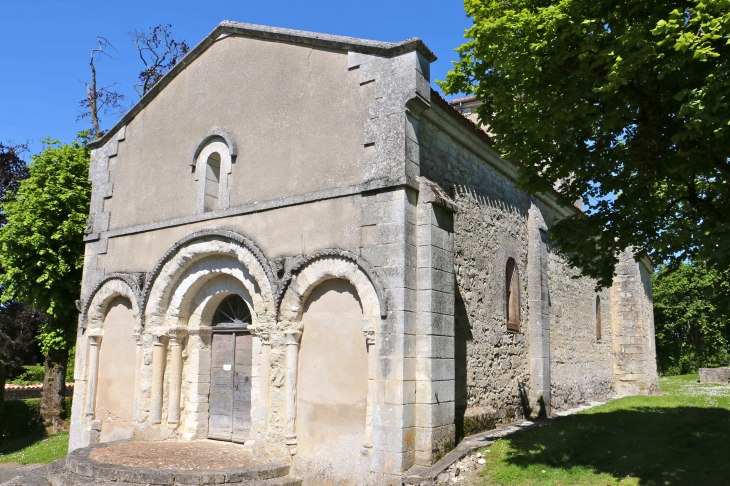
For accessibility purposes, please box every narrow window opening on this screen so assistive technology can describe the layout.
[596,296,602,341]
[204,152,221,212]
[506,258,520,332]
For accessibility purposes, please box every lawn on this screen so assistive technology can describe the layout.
[480,375,730,486]
[0,432,68,465]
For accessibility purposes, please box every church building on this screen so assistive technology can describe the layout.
[70,22,659,485]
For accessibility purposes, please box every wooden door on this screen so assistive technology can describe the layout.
[209,333,235,440]
[232,333,252,442]
[208,331,252,442]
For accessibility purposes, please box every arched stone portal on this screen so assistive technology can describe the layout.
[72,276,143,450]
[279,255,383,484]
[96,296,137,442]
[139,232,276,444]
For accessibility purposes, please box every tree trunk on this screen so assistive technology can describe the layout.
[41,347,68,432]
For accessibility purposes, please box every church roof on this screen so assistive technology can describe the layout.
[88,22,436,149]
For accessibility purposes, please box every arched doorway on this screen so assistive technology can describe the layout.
[208,294,253,442]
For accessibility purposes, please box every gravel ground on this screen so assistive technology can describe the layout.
[0,463,43,485]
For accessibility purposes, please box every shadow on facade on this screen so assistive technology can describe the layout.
[500,406,730,485]
[454,287,471,443]
[517,381,548,420]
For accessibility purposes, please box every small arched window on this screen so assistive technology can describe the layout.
[506,258,520,332]
[596,296,602,341]
[203,152,221,212]
[193,134,233,214]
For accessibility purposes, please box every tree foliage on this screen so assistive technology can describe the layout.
[440,0,730,287]
[131,24,189,96]
[0,137,91,353]
[0,142,46,378]
[653,262,729,375]
[0,143,30,225]
[0,302,45,379]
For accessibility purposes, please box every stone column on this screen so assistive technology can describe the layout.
[84,333,103,419]
[284,330,301,455]
[259,332,271,436]
[167,328,186,426]
[150,334,167,425]
[133,330,143,419]
[363,329,376,451]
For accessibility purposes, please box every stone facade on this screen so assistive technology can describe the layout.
[69,22,659,486]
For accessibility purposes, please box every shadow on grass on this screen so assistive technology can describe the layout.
[502,407,730,485]
[0,433,49,457]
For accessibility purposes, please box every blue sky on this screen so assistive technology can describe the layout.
[1,0,472,155]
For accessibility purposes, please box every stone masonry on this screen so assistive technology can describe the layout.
[68,22,659,486]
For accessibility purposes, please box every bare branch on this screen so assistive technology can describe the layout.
[129,24,189,97]
[77,37,126,138]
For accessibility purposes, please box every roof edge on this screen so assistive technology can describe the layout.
[429,89,583,217]
[88,22,436,149]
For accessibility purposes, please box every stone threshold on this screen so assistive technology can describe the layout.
[403,400,611,485]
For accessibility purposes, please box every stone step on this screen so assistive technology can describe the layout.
[61,444,294,485]
[4,465,302,486]
[46,467,302,486]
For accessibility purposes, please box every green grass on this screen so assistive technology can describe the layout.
[0,432,68,465]
[480,375,730,485]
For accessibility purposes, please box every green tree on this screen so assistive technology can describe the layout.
[0,137,90,429]
[440,0,730,287]
[653,262,729,374]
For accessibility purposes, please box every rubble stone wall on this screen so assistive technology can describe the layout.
[418,110,620,422]
[540,203,614,410]
[418,116,531,425]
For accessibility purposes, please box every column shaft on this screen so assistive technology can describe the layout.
[168,330,185,425]
[284,331,301,454]
[151,335,166,424]
[84,335,102,419]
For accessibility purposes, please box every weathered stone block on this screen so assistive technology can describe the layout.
[699,368,730,384]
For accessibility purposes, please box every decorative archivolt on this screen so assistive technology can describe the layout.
[143,230,277,330]
[279,250,386,334]
[83,274,143,331]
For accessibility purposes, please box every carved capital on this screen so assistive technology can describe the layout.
[152,334,166,347]
[168,327,187,346]
[363,329,375,346]
[285,435,298,456]
[284,330,302,347]
[87,331,103,346]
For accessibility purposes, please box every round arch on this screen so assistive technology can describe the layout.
[144,231,276,331]
[190,128,237,169]
[85,275,142,331]
[279,254,382,333]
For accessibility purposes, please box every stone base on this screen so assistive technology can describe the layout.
[699,368,730,384]
[6,441,301,486]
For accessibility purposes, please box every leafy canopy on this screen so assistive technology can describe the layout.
[440,0,730,287]
[653,261,729,374]
[0,138,91,353]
